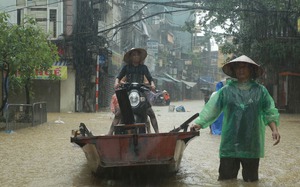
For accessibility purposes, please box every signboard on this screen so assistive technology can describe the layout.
[167,33,174,44]
[185,60,192,65]
[147,40,159,55]
[98,55,106,65]
[34,66,68,80]
[112,51,122,65]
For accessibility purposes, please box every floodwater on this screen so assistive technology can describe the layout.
[0,100,300,187]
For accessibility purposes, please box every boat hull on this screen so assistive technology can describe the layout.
[71,131,199,176]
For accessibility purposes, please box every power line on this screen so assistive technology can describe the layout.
[4,0,299,44]
[97,4,300,35]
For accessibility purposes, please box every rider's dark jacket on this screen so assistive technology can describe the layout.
[116,64,153,84]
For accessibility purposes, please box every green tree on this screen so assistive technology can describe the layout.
[0,13,59,106]
[198,0,300,72]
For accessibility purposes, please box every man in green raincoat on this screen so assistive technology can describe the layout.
[192,55,281,182]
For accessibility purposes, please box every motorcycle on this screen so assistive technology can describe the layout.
[114,82,151,134]
[200,87,213,104]
[151,90,166,106]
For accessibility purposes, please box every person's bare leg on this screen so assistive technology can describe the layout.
[108,123,115,135]
[147,107,159,133]
[108,110,121,135]
[146,118,151,133]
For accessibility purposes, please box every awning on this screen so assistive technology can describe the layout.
[164,73,181,83]
[198,77,214,85]
[181,80,197,88]
[53,61,71,66]
[154,77,173,83]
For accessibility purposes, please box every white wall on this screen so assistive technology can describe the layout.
[60,68,76,112]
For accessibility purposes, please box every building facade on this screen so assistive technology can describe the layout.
[1,0,222,112]
[1,0,75,112]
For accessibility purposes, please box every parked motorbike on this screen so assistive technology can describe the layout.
[151,90,166,106]
[200,87,213,104]
[114,82,151,134]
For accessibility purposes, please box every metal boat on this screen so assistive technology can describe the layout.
[71,114,199,177]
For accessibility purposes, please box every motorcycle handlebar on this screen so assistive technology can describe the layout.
[118,82,151,92]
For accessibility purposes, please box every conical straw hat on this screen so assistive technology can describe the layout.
[222,55,264,78]
[123,48,147,64]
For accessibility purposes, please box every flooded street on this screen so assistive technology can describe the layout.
[1,100,300,187]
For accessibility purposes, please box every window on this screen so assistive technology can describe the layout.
[49,9,57,38]
[17,9,22,25]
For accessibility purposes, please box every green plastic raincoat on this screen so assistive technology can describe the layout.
[195,80,279,158]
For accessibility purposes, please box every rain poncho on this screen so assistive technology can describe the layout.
[195,80,279,158]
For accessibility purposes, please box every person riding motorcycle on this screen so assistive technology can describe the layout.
[113,48,159,133]
[114,48,156,90]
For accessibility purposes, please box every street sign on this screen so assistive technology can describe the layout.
[98,55,106,65]
[147,40,159,55]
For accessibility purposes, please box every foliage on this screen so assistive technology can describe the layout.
[198,0,300,71]
[0,13,59,103]
[181,12,213,69]
[182,20,195,33]
[190,52,201,67]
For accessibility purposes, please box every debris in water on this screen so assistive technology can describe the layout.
[55,117,65,124]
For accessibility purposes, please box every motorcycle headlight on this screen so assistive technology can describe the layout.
[128,90,140,107]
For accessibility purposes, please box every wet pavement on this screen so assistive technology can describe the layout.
[1,100,300,187]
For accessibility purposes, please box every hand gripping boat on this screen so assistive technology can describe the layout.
[70,89,199,177]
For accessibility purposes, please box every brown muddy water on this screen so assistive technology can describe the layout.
[0,100,299,187]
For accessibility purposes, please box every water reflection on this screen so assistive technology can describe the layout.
[0,100,300,187]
